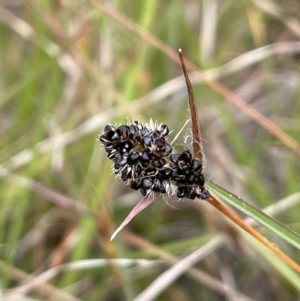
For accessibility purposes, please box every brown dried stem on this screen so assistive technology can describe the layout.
[178,49,203,162]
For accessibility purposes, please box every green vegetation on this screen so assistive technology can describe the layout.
[0,1,300,300]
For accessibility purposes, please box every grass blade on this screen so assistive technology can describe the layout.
[208,180,300,250]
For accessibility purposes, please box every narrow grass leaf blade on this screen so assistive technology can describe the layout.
[208,181,300,250]
[243,230,300,290]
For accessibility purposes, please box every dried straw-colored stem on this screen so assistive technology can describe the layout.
[178,49,203,162]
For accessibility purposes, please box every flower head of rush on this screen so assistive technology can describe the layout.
[99,120,209,200]
[98,49,300,274]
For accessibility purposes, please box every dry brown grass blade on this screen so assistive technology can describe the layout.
[123,231,255,301]
[178,49,203,162]
[252,0,300,38]
[0,261,80,301]
[89,0,300,156]
[0,167,87,213]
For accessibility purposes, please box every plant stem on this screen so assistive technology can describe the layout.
[206,194,300,273]
[178,49,203,162]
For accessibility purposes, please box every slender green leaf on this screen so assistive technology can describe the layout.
[208,181,300,250]
[243,231,300,290]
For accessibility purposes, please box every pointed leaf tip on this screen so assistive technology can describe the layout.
[110,193,159,241]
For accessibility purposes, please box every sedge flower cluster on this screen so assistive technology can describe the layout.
[100,120,209,200]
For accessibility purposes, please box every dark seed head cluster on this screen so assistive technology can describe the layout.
[99,120,209,200]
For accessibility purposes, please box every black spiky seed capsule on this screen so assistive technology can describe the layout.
[123,152,129,159]
[133,163,143,176]
[114,163,120,172]
[194,174,205,186]
[180,150,192,162]
[116,141,131,154]
[106,130,120,142]
[158,167,172,180]
[145,167,156,176]
[185,188,196,200]
[153,179,166,193]
[177,180,187,188]
[158,124,169,137]
[170,154,180,164]
[121,166,131,181]
[130,124,139,133]
[185,174,195,184]
[171,169,183,181]
[140,188,148,196]
[130,179,142,190]
[142,136,152,147]
[104,144,113,152]
[152,183,160,192]
[141,126,150,136]
[127,152,140,165]
[141,151,150,163]
[100,133,110,143]
[150,130,160,139]
[159,183,166,193]
[133,120,143,130]
[99,135,106,143]
[124,141,133,151]
[104,124,115,132]
[142,178,153,189]
[149,150,162,161]
[199,188,209,199]
[155,138,165,149]
[108,149,117,159]
[115,153,128,167]
[152,180,161,192]
[177,161,189,173]
[163,143,172,155]
[129,132,141,144]
[176,188,185,198]
[191,158,202,172]
[154,158,167,169]
[117,125,130,137]
[164,167,173,178]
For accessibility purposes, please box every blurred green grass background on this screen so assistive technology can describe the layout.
[0,1,300,300]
